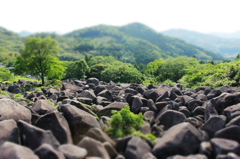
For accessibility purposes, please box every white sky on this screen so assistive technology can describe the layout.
[1,0,240,34]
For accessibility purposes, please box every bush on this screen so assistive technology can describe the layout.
[105,105,144,138]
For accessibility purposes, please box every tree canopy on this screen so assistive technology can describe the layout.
[13,36,65,85]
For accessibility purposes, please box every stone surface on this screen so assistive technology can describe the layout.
[32,99,56,115]
[59,104,101,144]
[0,142,39,159]
[34,143,65,159]
[17,120,60,150]
[35,111,72,144]
[78,137,110,159]
[58,144,87,159]
[0,98,32,123]
[152,122,202,158]
[0,119,20,145]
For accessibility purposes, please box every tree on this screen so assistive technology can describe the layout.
[13,36,65,85]
[64,59,90,79]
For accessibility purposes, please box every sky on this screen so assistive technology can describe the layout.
[1,0,240,34]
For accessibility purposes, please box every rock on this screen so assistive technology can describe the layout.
[78,90,96,103]
[94,85,106,96]
[186,117,202,128]
[223,103,240,122]
[152,122,202,158]
[226,116,240,127]
[98,90,113,101]
[34,143,65,159]
[204,101,218,122]
[147,99,158,113]
[115,137,132,154]
[187,99,204,112]
[0,119,20,145]
[59,104,101,144]
[103,142,118,159]
[85,128,116,147]
[167,154,207,159]
[97,102,127,117]
[210,92,240,114]
[179,106,191,118]
[156,110,187,130]
[63,99,95,116]
[199,141,214,159]
[207,89,222,99]
[202,116,226,138]
[192,106,205,117]
[131,96,143,114]
[156,90,170,102]
[0,142,39,159]
[0,98,32,123]
[77,97,92,105]
[214,125,240,143]
[8,84,21,93]
[210,138,240,156]
[78,136,110,159]
[32,100,56,115]
[143,90,159,102]
[34,111,72,144]
[62,83,82,91]
[17,120,60,150]
[174,95,193,106]
[124,137,152,159]
[144,111,155,122]
[86,77,99,86]
[58,144,87,159]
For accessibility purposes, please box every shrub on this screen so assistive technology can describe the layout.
[105,105,144,139]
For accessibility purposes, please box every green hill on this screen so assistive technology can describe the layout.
[162,29,240,59]
[0,23,224,65]
[0,27,24,51]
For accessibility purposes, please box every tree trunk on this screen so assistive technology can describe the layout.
[41,73,45,85]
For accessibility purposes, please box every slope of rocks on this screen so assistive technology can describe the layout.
[0,78,240,159]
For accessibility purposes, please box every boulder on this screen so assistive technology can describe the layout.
[78,90,96,103]
[199,141,214,159]
[103,142,118,159]
[17,120,60,150]
[0,119,20,145]
[202,116,226,138]
[85,128,116,147]
[223,103,240,122]
[124,137,152,159]
[156,110,187,130]
[226,116,240,127]
[152,122,202,158]
[58,144,87,159]
[97,102,127,117]
[86,77,99,86]
[210,138,240,156]
[34,143,65,159]
[77,136,110,159]
[167,154,207,159]
[62,83,82,91]
[214,125,240,143]
[32,99,56,115]
[35,111,72,144]
[131,96,143,114]
[0,142,39,159]
[0,98,32,123]
[59,104,101,144]
[187,99,204,112]
[98,90,113,101]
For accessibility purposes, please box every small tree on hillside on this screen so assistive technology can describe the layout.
[13,36,65,85]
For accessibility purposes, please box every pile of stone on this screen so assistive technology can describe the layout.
[0,77,240,159]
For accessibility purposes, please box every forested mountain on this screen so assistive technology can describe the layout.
[0,27,23,51]
[162,29,240,58]
[0,23,224,65]
[64,23,224,63]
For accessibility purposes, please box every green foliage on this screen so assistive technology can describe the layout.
[101,64,144,84]
[64,59,90,79]
[0,67,15,83]
[106,105,144,139]
[179,60,240,88]
[132,131,157,144]
[13,36,65,85]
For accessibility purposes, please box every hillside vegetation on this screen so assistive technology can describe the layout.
[0,23,224,66]
[162,29,240,59]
